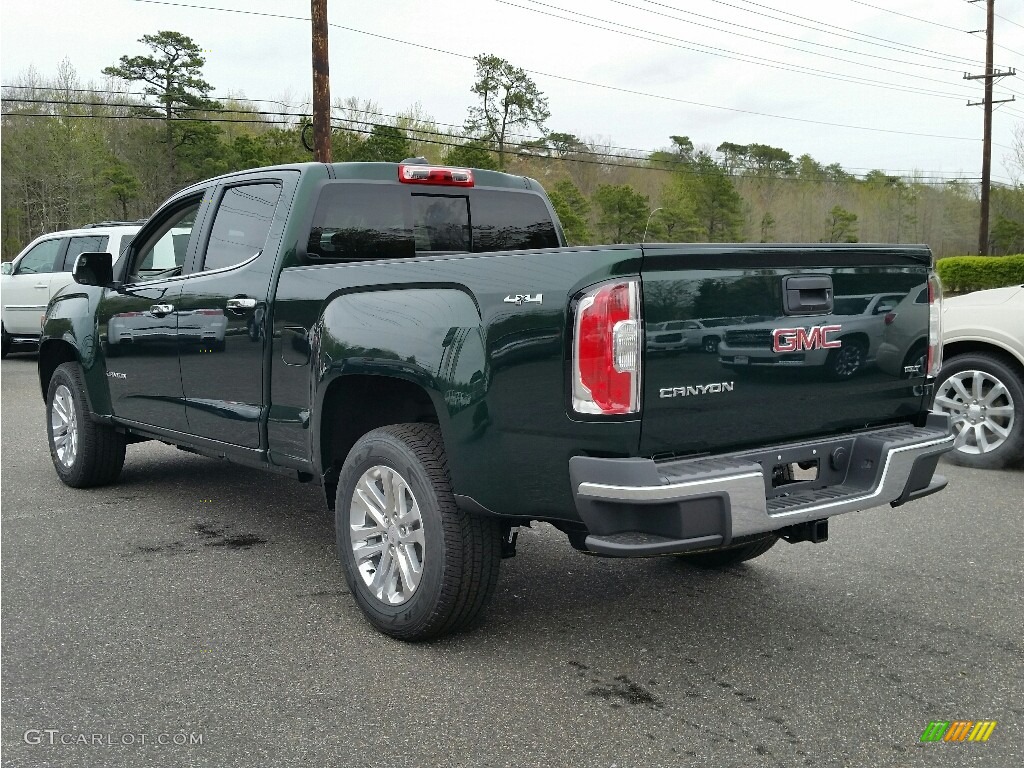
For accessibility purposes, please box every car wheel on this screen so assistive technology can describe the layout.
[901,342,927,378]
[1,324,10,359]
[677,535,778,567]
[702,336,721,354]
[46,362,126,487]
[335,423,502,640]
[825,339,866,380]
[932,353,1024,469]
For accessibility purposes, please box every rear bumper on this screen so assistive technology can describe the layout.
[569,413,953,557]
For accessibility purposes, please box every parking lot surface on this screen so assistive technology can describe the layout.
[2,354,1022,767]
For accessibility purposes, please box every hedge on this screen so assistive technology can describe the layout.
[935,254,1024,293]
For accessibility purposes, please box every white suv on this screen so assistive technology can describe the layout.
[1,222,141,356]
[931,285,1024,469]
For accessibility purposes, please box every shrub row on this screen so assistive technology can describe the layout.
[936,254,1024,293]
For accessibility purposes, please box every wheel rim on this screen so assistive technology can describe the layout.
[349,465,425,606]
[832,345,863,377]
[50,384,79,468]
[934,369,1016,455]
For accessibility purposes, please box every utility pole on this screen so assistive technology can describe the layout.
[965,0,1016,255]
[311,0,332,163]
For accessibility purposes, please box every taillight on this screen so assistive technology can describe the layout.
[398,164,474,186]
[572,280,641,415]
[884,311,897,325]
[927,272,943,377]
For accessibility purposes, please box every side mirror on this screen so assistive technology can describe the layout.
[72,252,114,287]
[0,262,12,275]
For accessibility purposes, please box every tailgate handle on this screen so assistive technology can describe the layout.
[783,276,833,315]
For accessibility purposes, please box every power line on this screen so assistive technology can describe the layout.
[708,0,984,66]
[0,108,986,185]
[624,0,976,73]
[497,0,975,100]
[966,0,1024,32]
[845,0,968,34]
[4,85,995,175]
[127,0,992,144]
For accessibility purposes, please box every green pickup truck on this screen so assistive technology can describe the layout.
[39,161,954,639]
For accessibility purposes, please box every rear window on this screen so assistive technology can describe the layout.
[834,297,871,315]
[306,183,558,262]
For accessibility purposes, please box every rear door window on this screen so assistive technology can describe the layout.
[63,235,109,271]
[306,183,558,262]
[202,183,282,271]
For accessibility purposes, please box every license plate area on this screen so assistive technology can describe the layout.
[736,436,858,499]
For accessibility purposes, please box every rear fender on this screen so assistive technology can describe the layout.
[310,286,484,486]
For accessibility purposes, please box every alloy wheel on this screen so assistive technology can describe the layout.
[349,465,425,605]
[934,369,1015,455]
[50,384,79,468]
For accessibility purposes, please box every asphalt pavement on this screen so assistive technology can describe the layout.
[2,353,1022,767]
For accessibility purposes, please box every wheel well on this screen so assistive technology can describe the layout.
[943,340,1024,377]
[320,375,440,509]
[38,341,78,399]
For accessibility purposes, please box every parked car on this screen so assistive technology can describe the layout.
[1,222,141,357]
[876,286,930,378]
[931,285,1024,469]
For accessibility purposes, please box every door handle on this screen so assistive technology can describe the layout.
[226,297,257,314]
[150,304,175,317]
[34,283,48,289]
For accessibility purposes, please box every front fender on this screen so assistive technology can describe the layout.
[39,286,113,416]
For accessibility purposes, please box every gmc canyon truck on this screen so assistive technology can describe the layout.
[38,161,954,640]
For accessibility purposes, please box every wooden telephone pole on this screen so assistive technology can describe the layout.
[311,0,332,163]
[965,0,1016,255]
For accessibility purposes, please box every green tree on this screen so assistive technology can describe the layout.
[354,124,411,162]
[688,152,743,242]
[465,54,550,170]
[548,179,592,245]
[716,141,748,174]
[103,31,222,178]
[826,205,859,242]
[652,172,701,242]
[103,161,141,219]
[594,184,650,244]
[441,139,498,170]
[650,135,695,169]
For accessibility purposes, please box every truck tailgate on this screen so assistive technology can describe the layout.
[639,245,932,458]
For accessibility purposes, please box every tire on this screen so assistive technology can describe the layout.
[335,423,502,640]
[1,324,10,359]
[825,339,866,380]
[46,362,126,487]
[677,535,778,568]
[932,353,1024,469]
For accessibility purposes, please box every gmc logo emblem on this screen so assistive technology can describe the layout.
[772,325,842,353]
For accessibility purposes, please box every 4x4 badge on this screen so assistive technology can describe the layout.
[504,293,543,306]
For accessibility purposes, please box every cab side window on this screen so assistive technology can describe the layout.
[127,201,201,283]
[14,239,63,275]
[202,183,282,272]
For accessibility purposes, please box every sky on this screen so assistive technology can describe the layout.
[2,0,1023,183]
